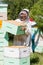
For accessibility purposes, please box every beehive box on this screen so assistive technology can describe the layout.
[0,61,3,65]
[4,46,30,58]
[0,38,8,46]
[0,29,6,38]
[0,4,8,20]
[2,20,25,35]
[4,56,30,65]
[0,47,4,65]
[0,51,4,60]
[0,47,4,60]
[0,20,8,38]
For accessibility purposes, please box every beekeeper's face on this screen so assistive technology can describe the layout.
[20,11,28,21]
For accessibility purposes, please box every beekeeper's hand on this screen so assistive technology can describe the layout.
[21,26,27,31]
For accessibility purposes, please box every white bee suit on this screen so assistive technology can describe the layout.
[13,19,31,46]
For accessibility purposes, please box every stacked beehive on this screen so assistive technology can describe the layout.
[0,19,30,65]
[0,3,28,65]
[0,3,8,65]
[4,46,30,65]
[0,20,29,65]
[0,20,9,65]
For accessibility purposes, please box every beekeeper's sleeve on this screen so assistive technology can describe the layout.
[25,22,32,35]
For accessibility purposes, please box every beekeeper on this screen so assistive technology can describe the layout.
[13,9,32,46]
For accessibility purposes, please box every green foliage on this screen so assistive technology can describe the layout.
[30,0,43,32]
[3,0,34,20]
[30,53,43,65]
[3,0,39,20]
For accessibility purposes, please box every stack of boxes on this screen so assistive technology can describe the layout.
[0,20,27,65]
[0,21,9,65]
[4,46,30,65]
[0,3,8,65]
[0,3,30,65]
[0,20,30,65]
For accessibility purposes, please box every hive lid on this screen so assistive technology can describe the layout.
[5,46,28,48]
[5,20,26,26]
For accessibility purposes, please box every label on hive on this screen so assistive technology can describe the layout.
[0,20,2,28]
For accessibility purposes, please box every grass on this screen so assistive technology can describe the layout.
[30,53,43,65]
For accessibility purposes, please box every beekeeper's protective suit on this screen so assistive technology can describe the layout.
[13,9,32,46]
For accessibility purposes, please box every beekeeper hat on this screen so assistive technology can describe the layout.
[22,9,29,13]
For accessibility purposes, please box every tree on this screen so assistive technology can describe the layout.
[3,0,39,20]
[3,0,32,19]
[30,0,43,32]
